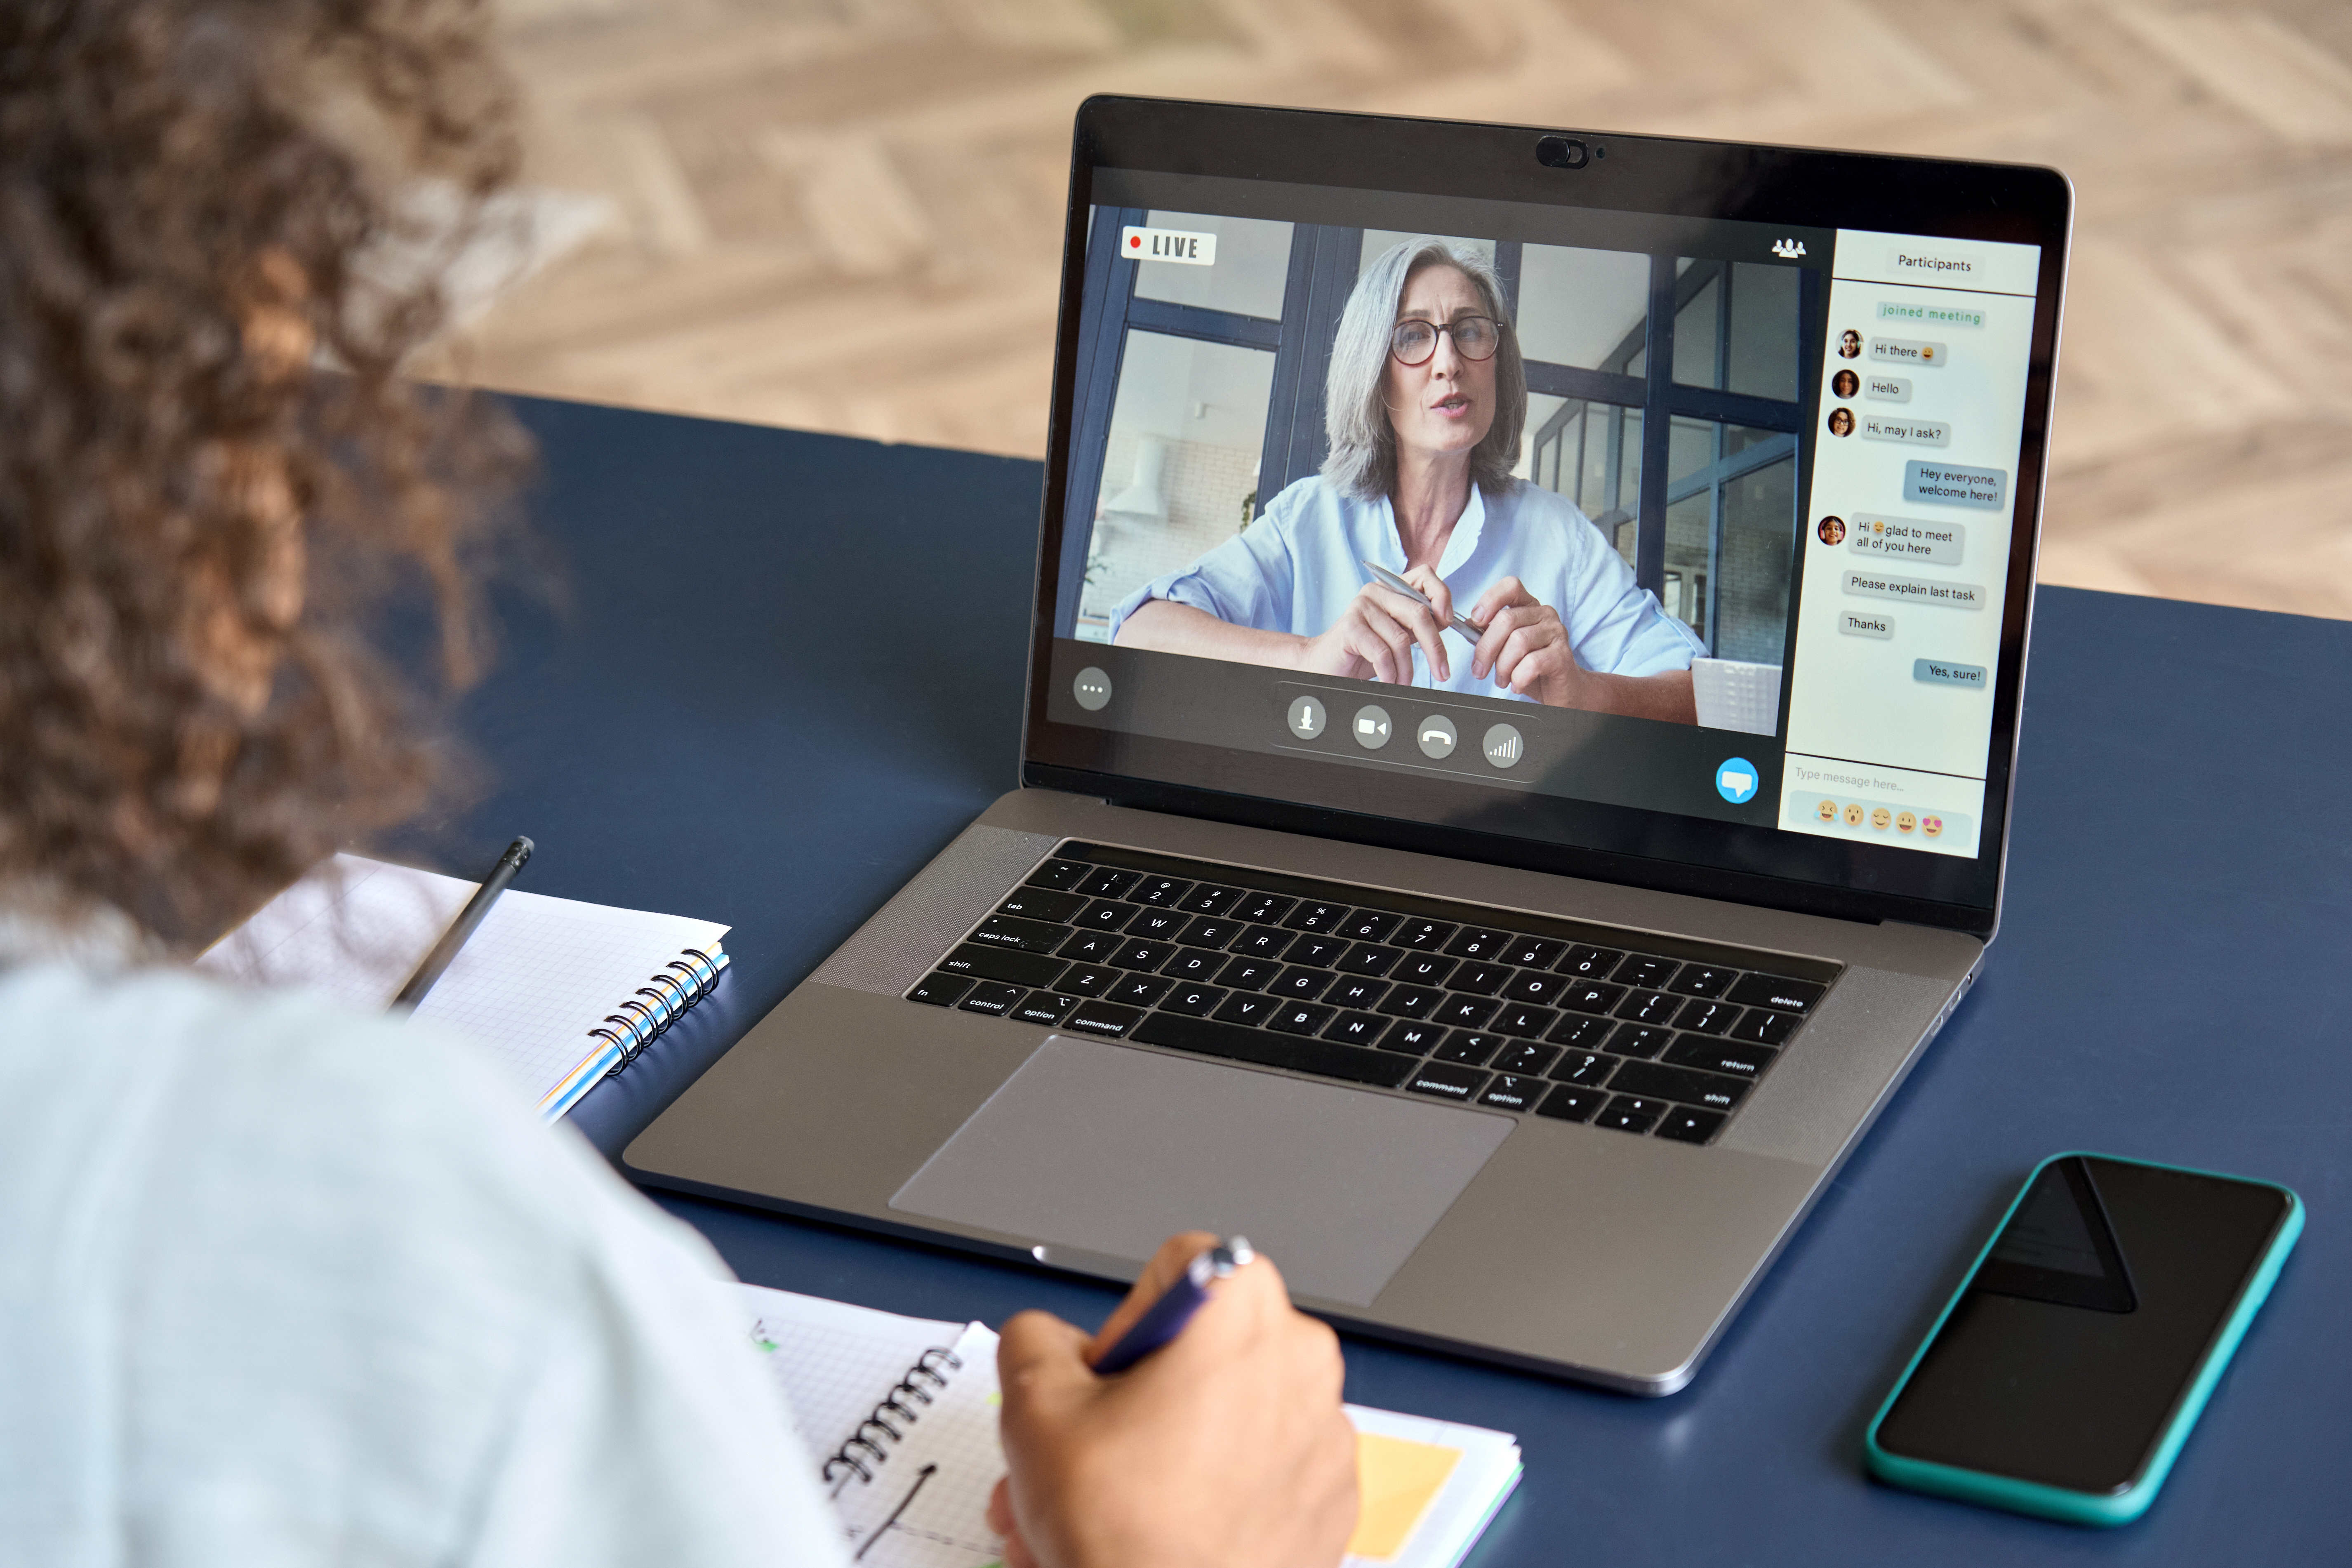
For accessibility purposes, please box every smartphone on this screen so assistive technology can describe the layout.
[1865,1152,2302,1526]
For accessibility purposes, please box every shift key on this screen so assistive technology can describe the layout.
[936,942,1067,989]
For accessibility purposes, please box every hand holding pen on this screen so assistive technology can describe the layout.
[987,1231,1359,1568]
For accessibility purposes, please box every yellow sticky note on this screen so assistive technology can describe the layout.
[1346,1431,1462,1561]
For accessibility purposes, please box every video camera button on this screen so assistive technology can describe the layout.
[1351,704,1393,750]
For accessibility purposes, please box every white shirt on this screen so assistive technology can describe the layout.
[1110,473,1704,696]
[0,956,852,1568]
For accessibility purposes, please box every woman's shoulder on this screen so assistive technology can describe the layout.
[1263,472,1375,530]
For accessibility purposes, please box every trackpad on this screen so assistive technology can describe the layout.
[889,1036,1513,1307]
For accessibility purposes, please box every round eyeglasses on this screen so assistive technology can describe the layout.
[1389,315,1500,365]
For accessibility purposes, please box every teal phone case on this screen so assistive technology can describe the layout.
[1863,1151,2303,1527]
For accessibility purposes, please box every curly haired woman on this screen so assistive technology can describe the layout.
[0,5,1356,1565]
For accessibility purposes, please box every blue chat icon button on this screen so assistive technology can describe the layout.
[1716,758,1759,805]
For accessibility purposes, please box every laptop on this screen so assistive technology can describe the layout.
[625,97,2069,1394]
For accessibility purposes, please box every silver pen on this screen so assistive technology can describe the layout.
[1362,559,1485,640]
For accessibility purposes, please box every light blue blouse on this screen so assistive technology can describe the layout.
[1109,474,1703,700]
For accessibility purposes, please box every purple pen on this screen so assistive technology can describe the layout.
[1090,1237,1254,1376]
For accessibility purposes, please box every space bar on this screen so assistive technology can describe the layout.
[1130,1012,1413,1088]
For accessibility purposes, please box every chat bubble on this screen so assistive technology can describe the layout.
[1913,657,1987,687]
[1839,610,1895,639]
[1862,414,1950,447]
[1851,516,1964,565]
[1905,460,2007,511]
[1844,568,1987,610]
[1878,299,1984,329]
[1870,336,1947,367]
[1866,374,1912,403]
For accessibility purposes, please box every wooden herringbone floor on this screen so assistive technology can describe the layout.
[445,0,2352,619]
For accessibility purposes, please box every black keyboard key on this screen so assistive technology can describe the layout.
[1283,902,1351,934]
[1232,891,1295,926]
[1059,965,1118,998]
[1547,1013,1613,1050]
[1267,1001,1337,1036]
[1594,1095,1667,1133]
[1132,876,1193,907]
[1558,944,1625,979]
[1108,975,1173,1008]
[1228,928,1291,961]
[1024,858,1092,891]
[1177,883,1242,916]
[1325,976,1388,1011]
[1537,1085,1608,1122]
[1075,867,1142,899]
[1617,989,1681,1025]
[1610,1060,1751,1112]
[1269,966,1335,1002]
[1406,1062,1490,1102]
[968,914,1069,952]
[1676,998,1739,1035]
[1479,1074,1548,1112]
[1500,970,1572,1007]
[1010,991,1078,1026]
[1501,936,1566,970]
[1064,999,1144,1038]
[1395,919,1458,951]
[1159,949,1223,984]
[1375,985,1446,1019]
[1216,955,1282,991]
[1057,928,1121,963]
[1160,983,1227,1017]
[1392,953,1457,988]
[1665,1037,1776,1078]
[1283,933,1349,968]
[1336,910,1402,944]
[958,981,1024,1017]
[1606,1023,1676,1059]
[1112,939,1177,972]
[995,888,1086,923]
[1125,908,1188,941]
[1379,1019,1448,1055]
[1444,928,1512,961]
[1074,899,1137,932]
[906,973,972,1007]
[1494,1041,1560,1077]
[1336,942,1405,977]
[1130,1012,1413,1088]
[1730,1009,1799,1045]
[1322,1010,1387,1046]
[1549,1051,1615,1087]
[1610,953,1678,989]
[1448,962,1512,996]
[1667,963,1737,998]
[1490,1004,1559,1039]
[1178,916,1246,950]
[1655,1107,1727,1144]
[938,943,1067,989]
[1434,1031,1503,1066]
[1432,995,1497,1029]
[1558,981,1627,1016]
[1212,992,1282,1028]
[1727,973,1826,1013]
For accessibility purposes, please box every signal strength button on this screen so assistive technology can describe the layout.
[1481,723,1524,770]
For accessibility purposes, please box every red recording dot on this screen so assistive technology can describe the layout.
[1128,235,1141,248]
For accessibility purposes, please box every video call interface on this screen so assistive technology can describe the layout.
[1043,168,2041,866]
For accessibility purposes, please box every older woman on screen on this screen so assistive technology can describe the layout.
[1112,238,1700,722]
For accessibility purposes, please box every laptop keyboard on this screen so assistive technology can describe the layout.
[904,843,1836,1147]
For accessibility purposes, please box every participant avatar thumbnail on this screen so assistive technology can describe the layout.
[1816,515,1846,546]
[1832,367,1859,399]
[1838,328,1862,359]
[1827,407,1855,437]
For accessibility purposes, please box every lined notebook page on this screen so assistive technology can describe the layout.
[198,854,729,1113]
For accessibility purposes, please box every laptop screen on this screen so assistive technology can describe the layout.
[1027,113,2062,926]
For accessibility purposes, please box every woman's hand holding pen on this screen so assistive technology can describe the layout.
[1296,564,1464,685]
[1466,576,1587,706]
[988,1231,1359,1568]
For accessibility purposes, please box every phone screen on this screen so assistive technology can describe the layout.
[1875,1156,2293,1495]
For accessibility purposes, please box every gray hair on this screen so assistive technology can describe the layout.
[1321,238,1527,501]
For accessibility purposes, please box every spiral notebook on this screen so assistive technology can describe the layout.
[197,853,730,1119]
[739,1283,1522,1568]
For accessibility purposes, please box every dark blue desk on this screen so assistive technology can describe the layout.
[420,392,2352,1564]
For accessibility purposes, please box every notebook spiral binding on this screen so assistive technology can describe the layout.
[820,1344,966,1486]
[591,944,730,1077]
